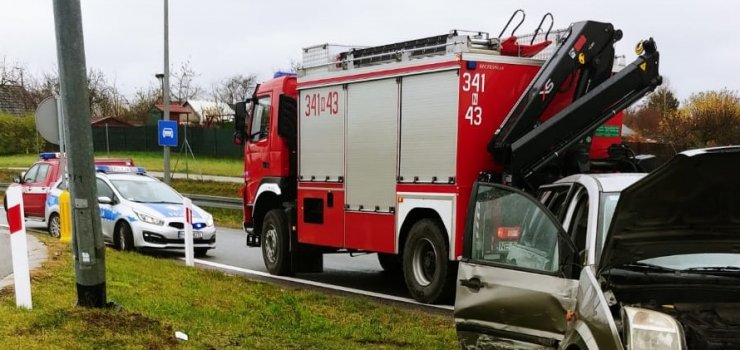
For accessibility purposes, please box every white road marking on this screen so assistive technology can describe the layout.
[188,258,454,311]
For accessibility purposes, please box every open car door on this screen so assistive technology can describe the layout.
[455,183,580,349]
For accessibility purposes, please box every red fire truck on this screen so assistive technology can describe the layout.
[233,15,661,303]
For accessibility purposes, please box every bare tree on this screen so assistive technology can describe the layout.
[170,59,202,102]
[212,74,256,104]
[0,56,27,86]
[119,85,160,123]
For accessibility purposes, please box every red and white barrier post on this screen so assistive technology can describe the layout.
[183,197,194,267]
[5,186,32,309]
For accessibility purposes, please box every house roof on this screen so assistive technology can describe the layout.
[0,84,32,116]
[90,116,138,127]
[153,103,191,114]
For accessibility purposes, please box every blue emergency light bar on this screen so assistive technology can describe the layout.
[95,165,147,174]
[273,71,296,78]
[39,152,62,160]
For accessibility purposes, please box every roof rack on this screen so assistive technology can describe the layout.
[300,30,500,75]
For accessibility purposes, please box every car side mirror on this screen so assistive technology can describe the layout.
[98,196,114,205]
[13,176,21,184]
[233,100,248,145]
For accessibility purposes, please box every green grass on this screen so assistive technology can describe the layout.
[170,178,242,198]
[0,234,456,349]
[205,207,244,229]
[0,152,243,177]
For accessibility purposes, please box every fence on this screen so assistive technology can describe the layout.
[91,125,242,158]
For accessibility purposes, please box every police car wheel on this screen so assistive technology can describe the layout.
[115,222,134,251]
[48,213,61,238]
[194,248,209,257]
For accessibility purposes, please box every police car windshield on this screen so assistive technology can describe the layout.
[110,179,182,204]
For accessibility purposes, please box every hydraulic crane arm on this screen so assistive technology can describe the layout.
[489,21,622,164]
[510,38,661,189]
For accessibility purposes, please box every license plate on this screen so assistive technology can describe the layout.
[178,231,203,239]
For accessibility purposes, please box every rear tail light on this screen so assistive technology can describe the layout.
[497,226,521,240]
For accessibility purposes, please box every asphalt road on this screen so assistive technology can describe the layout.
[200,226,414,299]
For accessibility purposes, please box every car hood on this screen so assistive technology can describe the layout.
[599,146,740,272]
[128,201,207,221]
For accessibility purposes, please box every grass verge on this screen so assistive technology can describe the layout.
[0,152,243,177]
[0,234,455,349]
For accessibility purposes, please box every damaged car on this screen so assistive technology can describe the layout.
[455,146,740,349]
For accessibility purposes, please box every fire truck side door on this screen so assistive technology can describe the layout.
[245,95,273,199]
[455,183,579,349]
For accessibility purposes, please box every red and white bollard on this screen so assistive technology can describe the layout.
[183,197,194,267]
[5,186,32,309]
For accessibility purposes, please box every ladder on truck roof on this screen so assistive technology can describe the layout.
[299,11,560,76]
[300,30,499,75]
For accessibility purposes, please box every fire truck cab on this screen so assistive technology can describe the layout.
[235,17,661,303]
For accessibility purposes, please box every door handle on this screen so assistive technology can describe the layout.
[262,162,269,169]
[460,277,484,291]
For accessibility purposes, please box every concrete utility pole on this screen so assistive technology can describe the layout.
[162,0,172,184]
[52,0,107,307]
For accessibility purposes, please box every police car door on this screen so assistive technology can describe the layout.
[95,178,117,240]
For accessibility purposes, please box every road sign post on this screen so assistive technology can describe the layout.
[5,186,32,309]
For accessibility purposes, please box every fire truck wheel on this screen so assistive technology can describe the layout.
[48,213,61,238]
[262,209,293,276]
[115,221,135,252]
[402,219,454,304]
[377,253,402,274]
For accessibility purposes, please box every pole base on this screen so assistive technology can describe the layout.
[76,282,107,308]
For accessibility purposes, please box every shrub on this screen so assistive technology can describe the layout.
[0,114,47,155]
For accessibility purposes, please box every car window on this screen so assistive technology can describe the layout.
[249,96,271,142]
[23,164,40,183]
[35,164,51,183]
[470,185,562,273]
[96,179,115,199]
[567,187,589,261]
[539,185,571,221]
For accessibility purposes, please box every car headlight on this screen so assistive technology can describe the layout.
[624,306,683,350]
[206,216,214,227]
[134,210,164,226]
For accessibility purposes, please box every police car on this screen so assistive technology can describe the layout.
[45,165,216,256]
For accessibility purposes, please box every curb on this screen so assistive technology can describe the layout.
[0,229,49,290]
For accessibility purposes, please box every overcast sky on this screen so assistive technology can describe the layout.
[0,0,737,102]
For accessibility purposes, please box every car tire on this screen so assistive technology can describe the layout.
[48,213,61,238]
[377,253,402,274]
[194,248,209,257]
[402,219,455,304]
[261,209,292,276]
[115,221,135,252]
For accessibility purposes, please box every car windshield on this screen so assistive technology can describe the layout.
[111,179,182,203]
[596,192,620,254]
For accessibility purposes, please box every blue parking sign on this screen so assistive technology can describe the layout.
[158,120,178,147]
